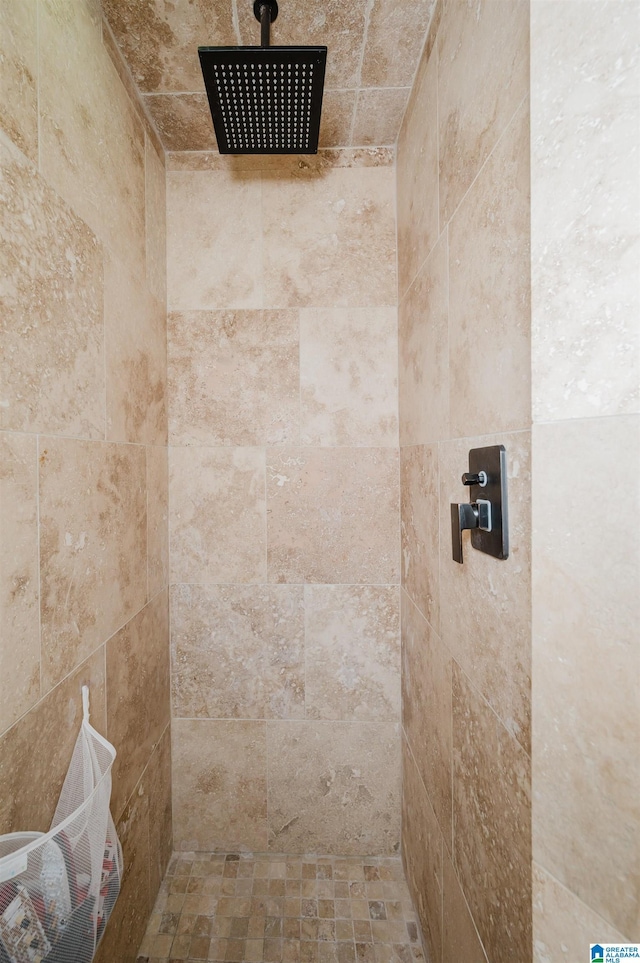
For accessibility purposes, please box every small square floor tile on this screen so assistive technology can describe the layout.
[138,852,420,963]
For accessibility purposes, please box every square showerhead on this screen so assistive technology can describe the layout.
[198,46,327,154]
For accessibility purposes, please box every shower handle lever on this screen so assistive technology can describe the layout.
[450,500,492,564]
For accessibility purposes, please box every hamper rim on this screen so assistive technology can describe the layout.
[0,719,117,866]
[0,831,45,847]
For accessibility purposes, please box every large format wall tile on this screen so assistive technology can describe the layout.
[39,0,146,270]
[397,47,439,299]
[305,585,400,721]
[398,233,449,446]
[0,137,104,437]
[400,445,439,631]
[351,89,411,148]
[267,447,399,584]
[401,736,442,963]
[533,862,627,962]
[443,854,488,963]
[39,437,147,690]
[262,166,396,308]
[101,0,232,94]
[448,101,531,439]
[532,415,640,937]
[168,309,299,446]
[144,93,217,152]
[105,254,167,446]
[452,664,531,963]
[401,591,451,844]
[0,0,38,162]
[173,719,268,852]
[171,583,305,720]
[531,1,640,422]
[0,648,106,834]
[267,721,401,854]
[170,446,266,583]
[147,445,169,599]
[300,307,398,447]
[437,0,529,224]
[362,0,436,88]
[167,171,262,310]
[439,431,531,754]
[0,433,40,735]
[107,591,171,821]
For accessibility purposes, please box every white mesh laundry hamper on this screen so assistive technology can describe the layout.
[0,688,122,963]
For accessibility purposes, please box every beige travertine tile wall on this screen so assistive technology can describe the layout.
[101,0,435,152]
[397,2,532,961]
[0,2,171,960]
[166,147,402,855]
[531,2,640,954]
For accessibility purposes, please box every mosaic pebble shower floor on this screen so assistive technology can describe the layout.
[137,852,425,962]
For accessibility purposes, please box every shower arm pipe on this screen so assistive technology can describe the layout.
[260,4,271,47]
[255,0,278,47]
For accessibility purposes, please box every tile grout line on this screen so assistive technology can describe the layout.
[144,85,413,97]
[167,581,402,588]
[35,435,43,709]
[36,0,41,176]
[400,88,528,307]
[145,442,150,603]
[531,861,632,942]
[230,0,241,47]
[171,716,404,725]
[455,656,532,761]
[436,41,440,243]
[443,89,530,234]
[265,716,270,855]
[348,0,376,147]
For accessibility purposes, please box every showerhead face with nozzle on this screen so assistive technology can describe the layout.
[198,1,327,155]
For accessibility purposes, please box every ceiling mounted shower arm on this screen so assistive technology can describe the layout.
[260,8,271,48]
[254,0,278,48]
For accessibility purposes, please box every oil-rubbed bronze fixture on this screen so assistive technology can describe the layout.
[450,445,509,563]
[198,0,327,154]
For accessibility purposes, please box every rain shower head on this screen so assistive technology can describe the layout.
[198,0,327,155]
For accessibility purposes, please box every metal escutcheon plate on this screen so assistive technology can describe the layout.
[468,445,509,560]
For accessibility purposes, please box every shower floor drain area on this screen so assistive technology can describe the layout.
[136,851,425,962]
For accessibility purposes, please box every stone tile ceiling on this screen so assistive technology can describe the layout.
[102,0,436,152]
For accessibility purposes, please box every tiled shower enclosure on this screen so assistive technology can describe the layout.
[1,1,637,962]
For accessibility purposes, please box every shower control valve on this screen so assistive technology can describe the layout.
[450,445,509,564]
